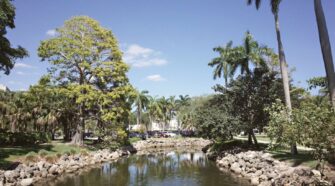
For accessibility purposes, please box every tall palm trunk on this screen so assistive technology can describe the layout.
[274,13,298,155]
[136,103,141,125]
[314,0,335,108]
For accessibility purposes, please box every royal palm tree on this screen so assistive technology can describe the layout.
[314,0,335,108]
[147,96,164,130]
[208,41,234,86]
[247,0,298,155]
[229,31,269,76]
[132,90,149,126]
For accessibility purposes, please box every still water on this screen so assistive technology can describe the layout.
[50,149,249,186]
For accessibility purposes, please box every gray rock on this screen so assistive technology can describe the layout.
[259,174,268,182]
[20,178,33,186]
[36,161,45,171]
[230,162,242,174]
[48,165,58,174]
[250,177,259,185]
[4,171,14,179]
[19,171,26,179]
[41,171,47,178]
[311,169,321,179]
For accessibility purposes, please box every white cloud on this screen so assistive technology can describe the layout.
[16,71,25,75]
[8,81,23,85]
[46,29,57,37]
[123,44,168,68]
[146,74,166,82]
[15,63,34,68]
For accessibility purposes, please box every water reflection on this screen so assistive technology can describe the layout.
[50,149,249,186]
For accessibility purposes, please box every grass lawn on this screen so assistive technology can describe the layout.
[267,149,318,168]
[232,136,318,169]
[0,141,88,170]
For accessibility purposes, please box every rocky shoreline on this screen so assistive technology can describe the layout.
[0,148,132,186]
[0,138,212,186]
[216,151,332,186]
[132,137,213,151]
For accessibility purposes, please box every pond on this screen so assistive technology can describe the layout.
[49,149,249,186]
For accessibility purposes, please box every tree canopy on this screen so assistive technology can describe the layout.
[0,0,28,75]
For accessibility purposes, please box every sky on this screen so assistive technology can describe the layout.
[1,0,335,97]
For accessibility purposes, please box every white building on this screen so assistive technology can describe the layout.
[150,118,179,131]
[129,118,180,131]
[0,84,10,92]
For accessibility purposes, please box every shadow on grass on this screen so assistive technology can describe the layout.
[269,150,317,168]
[0,144,54,170]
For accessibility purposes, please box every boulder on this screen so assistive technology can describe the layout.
[250,177,259,185]
[20,178,33,186]
[311,169,321,179]
[48,165,58,174]
[230,162,242,174]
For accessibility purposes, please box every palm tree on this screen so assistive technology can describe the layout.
[175,95,191,132]
[158,97,169,131]
[247,0,297,155]
[147,96,164,130]
[176,95,191,109]
[314,0,335,108]
[229,31,269,76]
[132,90,149,126]
[208,41,234,86]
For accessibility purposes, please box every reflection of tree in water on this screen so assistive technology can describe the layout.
[52,149,249,186]
[120,151,209,182]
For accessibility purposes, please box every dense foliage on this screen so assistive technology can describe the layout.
[267,98,335,165]
[38,16,134,145]
[0,0,28,75]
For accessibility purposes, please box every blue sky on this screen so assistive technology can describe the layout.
[1,0,335,97]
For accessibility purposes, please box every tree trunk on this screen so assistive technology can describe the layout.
[274,13,297,155]
[251,130,259,148]
[314,0,335,108]
[290,143,298,155]
[71,103,84,146]
[136,105,141,126]
[248,129,253,145]
[63,122,70,141]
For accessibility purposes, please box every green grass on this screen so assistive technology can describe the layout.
[236,134,271,142]
[267,149,318,168]
[0,142,89,169]
[129,137,142,144]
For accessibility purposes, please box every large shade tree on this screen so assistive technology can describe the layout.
[247,0,297,155]
[0,0,28,75]
[38,16,133,145]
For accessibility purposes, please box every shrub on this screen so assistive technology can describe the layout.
[25,152,38,162]
[80,149,89,156]
[38,149,48,158]
[45,155,57,163]
[0,132,51,146]
[70,149,77,155]
[63,151,71,156]
[268,99,335,170]
[56,153,62,159]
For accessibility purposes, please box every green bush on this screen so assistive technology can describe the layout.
[25,152,38,162]
[63,151,71,156]
[56,153,62,159]
[0,132,51,146]
[38,149,48,158]
[70,149,77,155]
[45,155,57,163]
[80,149,89,156]
[268,100,335,168]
